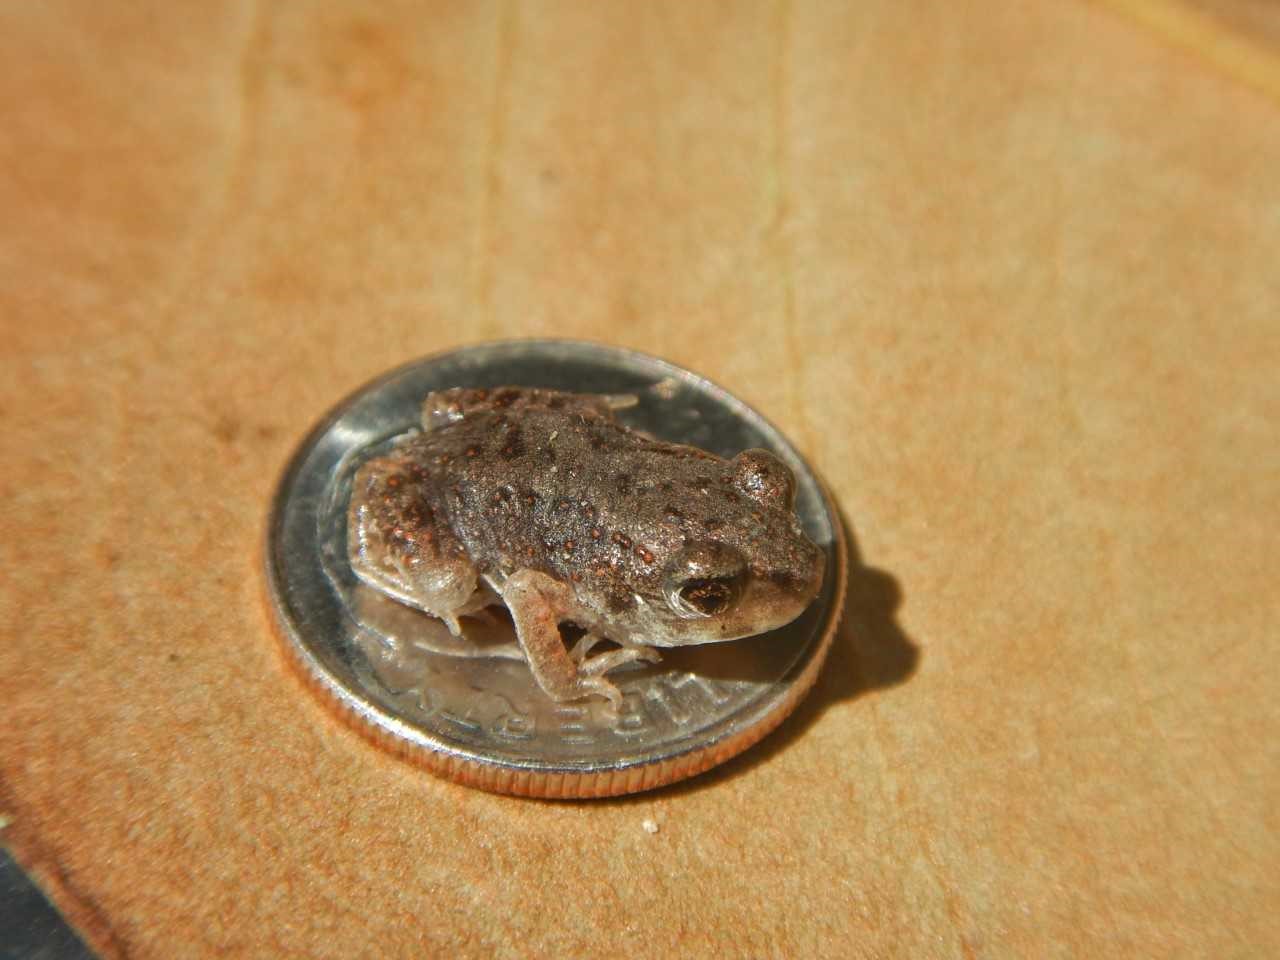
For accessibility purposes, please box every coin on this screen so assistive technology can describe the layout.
[264,341,845,798]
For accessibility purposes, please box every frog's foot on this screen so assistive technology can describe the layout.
[500,569,623,705]
[568,631,606,664]
[571,676,623,708]
[579,646,661,678]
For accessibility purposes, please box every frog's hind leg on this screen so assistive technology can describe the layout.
[499,569,623,705]
[348,452,484,635]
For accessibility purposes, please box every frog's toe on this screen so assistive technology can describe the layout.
[568,631,606,664]
[572,676,623,707]
[580,646,662,678]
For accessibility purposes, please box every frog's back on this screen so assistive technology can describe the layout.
[422,401,724,590]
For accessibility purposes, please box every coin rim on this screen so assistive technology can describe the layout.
[263,340,846,799]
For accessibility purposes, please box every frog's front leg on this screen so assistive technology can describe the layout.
[499,569,622,705]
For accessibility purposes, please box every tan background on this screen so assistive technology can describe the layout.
[2,1,1278,957]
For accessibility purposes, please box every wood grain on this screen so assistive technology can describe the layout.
[2,2,1277,957]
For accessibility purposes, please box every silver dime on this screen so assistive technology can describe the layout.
[264,341,845,798]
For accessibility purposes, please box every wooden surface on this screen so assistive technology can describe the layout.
[2,2,1278,957]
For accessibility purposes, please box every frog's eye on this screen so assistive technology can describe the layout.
[732,449,796,509]
[675,578,739,617]
[663,542,746,619]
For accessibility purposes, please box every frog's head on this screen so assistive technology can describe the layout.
[650,450,826,646]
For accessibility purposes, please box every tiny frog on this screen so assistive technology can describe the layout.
[348,387,825,704]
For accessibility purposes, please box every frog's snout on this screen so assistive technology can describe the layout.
[772,544,826,620]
